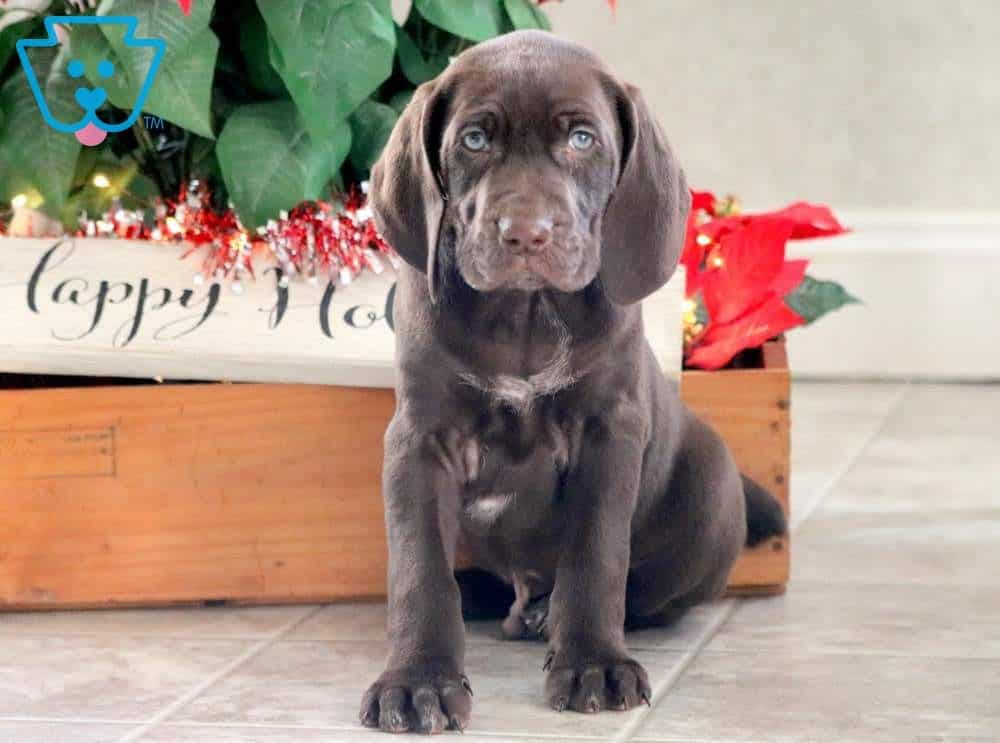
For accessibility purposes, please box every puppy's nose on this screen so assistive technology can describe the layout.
[498,215,552,255]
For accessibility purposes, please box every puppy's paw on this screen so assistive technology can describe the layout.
[360,665,473,734]
[544,651,650,713]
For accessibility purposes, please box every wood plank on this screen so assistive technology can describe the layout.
[681,341,791,590]
[0,341,790,609]
[0,383,394,608]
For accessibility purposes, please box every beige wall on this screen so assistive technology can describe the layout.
[543,0,999,211]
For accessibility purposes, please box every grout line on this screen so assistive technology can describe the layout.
[113,605,326,743]
[789,382,911,533]
[612,600,738,742]
[613,382,912,741]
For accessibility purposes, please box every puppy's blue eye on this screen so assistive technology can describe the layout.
[569,129,595,151]
[462,128,488,152]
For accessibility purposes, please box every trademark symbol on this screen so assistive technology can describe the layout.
[143,115,164,129]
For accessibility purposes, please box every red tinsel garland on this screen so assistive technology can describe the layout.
[70,181,397,292]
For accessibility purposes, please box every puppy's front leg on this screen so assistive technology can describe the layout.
[360,423,471,734]
[545,415,651,713]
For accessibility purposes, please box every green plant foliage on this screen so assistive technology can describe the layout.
[414,0,507,42]
[349,99,398,174]
[0,46,81,211]
[786,275,860,324]
[503,0,552,30]
[395,26,449,85]
[75,0,219,138]
[0,17,37,74]
[216,101,351,229]
[238,2,286,97]
[388,88,414,114]
[257,0,396,142]
[0,0,551,228]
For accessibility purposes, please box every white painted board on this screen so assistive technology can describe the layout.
[0,237,683,387]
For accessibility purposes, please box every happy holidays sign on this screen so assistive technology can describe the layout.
[0,238,681,386]
[0,238,399,386]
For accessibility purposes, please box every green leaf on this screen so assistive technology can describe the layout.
[58,154,142,225]
[0,46,81,214]
[415,0,505,41]
[388,88,414,114]
[257,0,395,142]
[348,99,398,174]
[238,2,287,97]
[395,25,449,85]
[72,0,219,138]
[785,275,860,325]
[216,101,351,229]
[1,17,39,74]
[503,0,551,30]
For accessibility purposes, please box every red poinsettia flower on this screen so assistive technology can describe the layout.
[686,296,805,370]
[700,218,794,325]
[682,190,850,370]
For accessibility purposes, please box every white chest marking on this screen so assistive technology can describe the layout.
[465,492,517,526]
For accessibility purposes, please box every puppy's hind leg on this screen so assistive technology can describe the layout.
[625,412,748,624]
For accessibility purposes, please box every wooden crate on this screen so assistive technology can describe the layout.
[0,343,789,609]
[681,341,790,594]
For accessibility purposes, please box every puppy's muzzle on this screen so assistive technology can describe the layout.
[498,213,554,256]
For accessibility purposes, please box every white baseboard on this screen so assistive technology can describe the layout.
[785,214,1000,380]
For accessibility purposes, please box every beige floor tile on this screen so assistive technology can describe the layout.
[0,605,313,639]
[793,508,1000,586]
[708,583,1000,658]
[822,387,1000,515]
[285,602,388,643]
[0,636,251,721]
[139,725,598,742]
[632,650,1000,743]
[291,599,725,653]
[788,383,905,521]
[0,722,132,743]
[174,639,684,739]
[139,728,355,743]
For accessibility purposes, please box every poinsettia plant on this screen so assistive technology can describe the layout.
[681,191,858,370]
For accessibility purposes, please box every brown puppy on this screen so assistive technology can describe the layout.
[360,31,786,734]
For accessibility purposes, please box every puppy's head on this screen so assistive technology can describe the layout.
[370,31,689,305]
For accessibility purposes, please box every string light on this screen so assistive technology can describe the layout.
[11,194,28,208]
[92,173,111,189]
[711,255,725,268]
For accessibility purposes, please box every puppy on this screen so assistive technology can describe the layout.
[360,30,786,734]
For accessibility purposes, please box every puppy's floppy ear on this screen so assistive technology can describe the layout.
[600,81,690,305]
[369,80,449,302]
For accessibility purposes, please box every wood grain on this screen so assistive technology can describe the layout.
[0,343,789,609]
[0,383,394,608]
[682,341,791,593]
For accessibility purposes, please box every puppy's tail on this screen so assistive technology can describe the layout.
[742,475,787,547]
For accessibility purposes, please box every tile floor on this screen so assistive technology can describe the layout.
[2,383,998,742]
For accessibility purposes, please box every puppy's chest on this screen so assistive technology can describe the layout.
[458,404,578,536]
